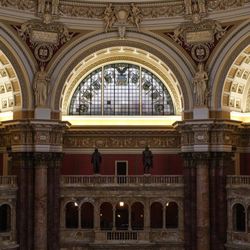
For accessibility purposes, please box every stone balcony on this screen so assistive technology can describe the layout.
[60,175,184,201]
[60,175,184,187]
[0,176,18,249]
[60,229,184,250]
[0,176,17,187]
[226,175,250,250]
[60,175,184,250]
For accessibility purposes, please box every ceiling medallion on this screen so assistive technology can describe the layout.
[191,44,210,62]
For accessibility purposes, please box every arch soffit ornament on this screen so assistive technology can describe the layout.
[0,23,37,110]
[208,20,250,111]
[61,50,182,116]
[48,31,194,112]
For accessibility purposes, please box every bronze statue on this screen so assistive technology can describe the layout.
[91,148,102,174]
[142,146,153,174]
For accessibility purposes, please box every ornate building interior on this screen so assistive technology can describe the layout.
[0,0,249,250]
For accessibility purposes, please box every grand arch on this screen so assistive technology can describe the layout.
[48,31,195,114]
[209,19,250,113]
[0,23,36,112]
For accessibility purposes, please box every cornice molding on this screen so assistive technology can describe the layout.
[0,1,249,30]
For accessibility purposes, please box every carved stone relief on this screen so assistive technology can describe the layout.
[16,10,73,68]
[63,134,180,149]
[103,3,143,38]
[169,18,229,63]
[0,0,248,20]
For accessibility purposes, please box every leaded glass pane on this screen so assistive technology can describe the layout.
[69,63,174,116]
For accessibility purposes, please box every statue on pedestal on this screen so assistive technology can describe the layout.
[91,148,102,174]
[193,63,209,107]
[142,146,153,174]
[33,66,50,107]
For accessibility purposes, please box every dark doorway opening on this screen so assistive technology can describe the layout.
[116,161,127,183]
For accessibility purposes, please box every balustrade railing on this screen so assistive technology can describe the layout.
[61,175,183,186]
[227,175,250,186]
[0,176,17,187]
[107,231,138,241]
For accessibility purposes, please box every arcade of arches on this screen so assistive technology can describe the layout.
[0,1,249,250]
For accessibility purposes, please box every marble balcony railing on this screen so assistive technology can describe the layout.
[0,176,17,187]
[227,175,250,186]
[60,175,184,187]
[60,229,183,244]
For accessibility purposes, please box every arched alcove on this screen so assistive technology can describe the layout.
[81,202,94,229]
[100,202,113,230]
[165,202,178,228]
[65,202,79,229]
[131,202,144,230]
[0,204,11,232]
[115,201,129,230]
[233,203,246,232]
[150,202,163,229]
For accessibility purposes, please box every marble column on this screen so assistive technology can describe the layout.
[210,153,217,250]
[113,207,116,230]
[34,153,48,250]
[128,205,131,230]
[183,152,196,250]
[94,201,100,230]
[195,153,210,250]
[216,153,231,250]
[12,152,34,250]
[144,199,150,241]
[47,153,63,250]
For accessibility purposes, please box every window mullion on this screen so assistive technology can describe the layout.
[139,66,142,115]
[101,66,104,115]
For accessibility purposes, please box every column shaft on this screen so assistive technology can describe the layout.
[34,162,47,250]
[196,158,210,250]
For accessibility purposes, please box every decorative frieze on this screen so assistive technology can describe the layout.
[63,131,180,149]
[0,0,249,19]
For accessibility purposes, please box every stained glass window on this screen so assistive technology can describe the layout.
[69,63,174,116]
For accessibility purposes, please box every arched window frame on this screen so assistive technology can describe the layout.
[65,201,79,229]
[0,203,11,232]
[69,63,175,116]
[233,203,246,232]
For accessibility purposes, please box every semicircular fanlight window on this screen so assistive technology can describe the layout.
[69,63,174,116]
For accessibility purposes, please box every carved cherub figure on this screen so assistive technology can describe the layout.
[129,3,143,31]
[103,3,116,32]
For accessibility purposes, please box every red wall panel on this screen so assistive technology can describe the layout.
[0,153,3,175]
[61,153,183,175]
[240,153,250,175]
